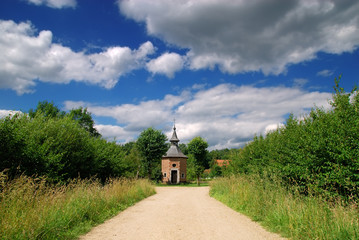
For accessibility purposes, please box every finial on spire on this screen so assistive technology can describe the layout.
[170,118,179,143]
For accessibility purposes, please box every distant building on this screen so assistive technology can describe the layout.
[204,159,231,176]
[214,159,231,167]
[161,124,188,184]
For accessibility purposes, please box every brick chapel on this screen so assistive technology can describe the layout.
[161,124,187,184]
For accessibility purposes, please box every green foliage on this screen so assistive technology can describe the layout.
[68,107,101,137]
[0,110,137,182]
[29,101,101,137]
[228,76,359,200]
[187,136,209,185]
[208,148,231,161]
[136,127,168,180]
[0,114,29,177]
[28,100,65,119]
[209,164,223,178]
[179,143,188,155]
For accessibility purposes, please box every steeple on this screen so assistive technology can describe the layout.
[163,122,187,158]
[170,124,180,144]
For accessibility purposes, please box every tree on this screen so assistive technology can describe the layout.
[136,127,168,180]
[28,101,65,118]
[179,143,188,155]
[69,107,100,137]
[187,136,208,185]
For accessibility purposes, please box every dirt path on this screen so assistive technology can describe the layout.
[79,187,285,240]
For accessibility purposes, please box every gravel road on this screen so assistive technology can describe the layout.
[79,187,285,240]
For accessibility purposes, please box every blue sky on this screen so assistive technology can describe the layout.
[1,0,358,149]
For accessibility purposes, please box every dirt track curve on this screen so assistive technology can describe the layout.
[79,187,285,240]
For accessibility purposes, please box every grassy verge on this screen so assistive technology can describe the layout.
[210,175,359,240]
[0,174,155,240]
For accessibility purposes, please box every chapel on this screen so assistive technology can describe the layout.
[161,124,188,184]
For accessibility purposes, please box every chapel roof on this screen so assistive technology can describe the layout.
[163,124,187,159]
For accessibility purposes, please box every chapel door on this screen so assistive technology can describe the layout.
[171,170,177,184]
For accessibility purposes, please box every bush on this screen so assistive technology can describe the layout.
[0,112,138,182]
[228,77,359,200]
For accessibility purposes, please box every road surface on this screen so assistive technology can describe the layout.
[79,187,285,240]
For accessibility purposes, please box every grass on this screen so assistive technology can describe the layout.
[0,173,155,240]
[210,175,359,240]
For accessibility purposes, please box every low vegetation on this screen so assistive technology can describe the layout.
[0,173,155,240]
[210,176,358,239]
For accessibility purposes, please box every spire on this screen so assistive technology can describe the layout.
[163,121,187,158]
[170,123,179,144]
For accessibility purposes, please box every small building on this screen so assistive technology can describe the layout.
[162,125,188,184]
[214,159,231,167]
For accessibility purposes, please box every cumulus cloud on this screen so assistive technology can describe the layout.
[0,20,155,94]
[146,52,184,78]
[317,69,335,77]
[65,83,332,149]
[0,110,22,118]
[26,0,77,9]
[119,0,359,75]
[64,90,190,131]
[95,124,136,142]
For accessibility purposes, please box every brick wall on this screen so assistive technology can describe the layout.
[161,157,187,184]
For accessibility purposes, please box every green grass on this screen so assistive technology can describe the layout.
[210,175,359,240]
[0,173,155,240]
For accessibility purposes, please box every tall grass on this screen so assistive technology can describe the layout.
[210,175,359,240]
[0,173,155,240]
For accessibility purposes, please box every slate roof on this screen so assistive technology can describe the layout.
[163,125,188,158]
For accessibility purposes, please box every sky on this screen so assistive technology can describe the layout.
[0,0,358,150]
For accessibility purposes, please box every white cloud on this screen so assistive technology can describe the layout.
[0,110,22,118]
[27,0,76,9]
[95,124,136,143]
[0,20,155,94]
[66,83,332,149]
[317,69,334,77]
[293,78,308,88]
[64,90,190,131]
[146,52,184,78]
[265,123,285,134]
[119,0,359,75]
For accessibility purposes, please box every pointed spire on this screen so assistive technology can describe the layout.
[170,122,179,143]
[163,121,187,158]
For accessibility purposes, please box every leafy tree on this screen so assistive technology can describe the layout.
[28,101,65,118]
[69,107,100,137]
[136,127,168,180]
[228,77,359,200]
[24,114,96,181]
[187,136,208,185]
[0,114,28,178]
[179,143,188,155]
[1,103,144,182]
[123,143,142,179]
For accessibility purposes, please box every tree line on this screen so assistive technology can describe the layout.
[0,101,216,183]
[225,77,359,201]
[0,102,140,182]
